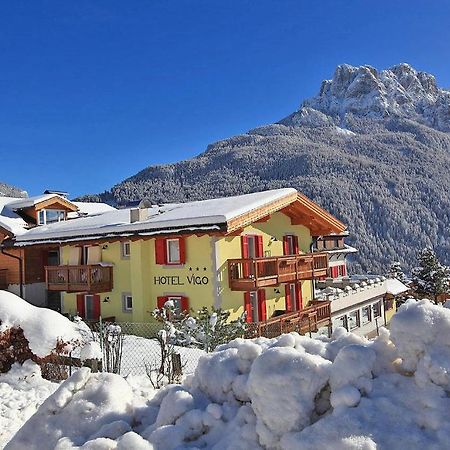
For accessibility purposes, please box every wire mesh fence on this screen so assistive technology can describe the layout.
[84,321,205,377]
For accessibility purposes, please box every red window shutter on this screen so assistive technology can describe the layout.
[241,236,249,258]
[179,237,186,264]
[293,236,299,254]
[258,290,267,321]
[244,292,252,323]
[93,295,101,321]
[241,236,250,278]
[285,284,292,312]
[155,238,167,264]
[283,236,289,256]
[180,296,189,313]
[76,294,85,318]
[342,264,347,276]
[296,283,303,310]
[256,235,264,258]
[157,296,167,309]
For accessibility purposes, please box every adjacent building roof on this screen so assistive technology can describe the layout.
[385,278,409,296]
[0,195,116,239]
[8,188,347,246]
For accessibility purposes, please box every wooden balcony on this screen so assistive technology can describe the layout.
[246,300,332,339]
[45,265,113,293]
[228,252,329,291]
[0,269,8,290]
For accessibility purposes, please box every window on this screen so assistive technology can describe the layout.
[122,294,133,312]
[372,301,382,318]
[361,305,371,325]
[157,295,189,314]
[244,290,266,323]
[333,315,348,331]
[155,237,186,265]
[167,239,181,263]
[37,209,65,225]
[348,310,360,330]
[285,283,302,311]
[121,241,131,258]
[283,235,299,256]
[241,235,263,258]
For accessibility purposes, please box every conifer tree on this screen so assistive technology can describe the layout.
[412,248,450,301]
[388,261,408,283]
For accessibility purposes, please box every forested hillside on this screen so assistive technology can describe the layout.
[79,64,450,273]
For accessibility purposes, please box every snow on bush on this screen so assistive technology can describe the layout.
[0,291,84,358]
[7,300,450,449]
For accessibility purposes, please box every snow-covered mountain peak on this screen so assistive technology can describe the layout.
[300,63,450,130]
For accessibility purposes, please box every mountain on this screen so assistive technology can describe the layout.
[0,182,27,198]
[79,63,450,273]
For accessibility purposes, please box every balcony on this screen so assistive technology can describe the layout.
[228,253,328,291]
[45,265,113,293]
[246,300,332,338]
[0,269,8,290]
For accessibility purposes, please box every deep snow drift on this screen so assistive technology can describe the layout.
[0,290,86,357]
[7,299,450,450]
[0,361,58,447]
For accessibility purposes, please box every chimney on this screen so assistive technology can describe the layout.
[130,207,150,223]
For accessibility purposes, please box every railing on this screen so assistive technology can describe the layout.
[228,253,328,290]
[0,269,8,290]
[45,265,113,293]
[246,300,332,339]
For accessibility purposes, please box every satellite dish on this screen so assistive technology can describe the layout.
[138,199,152,209]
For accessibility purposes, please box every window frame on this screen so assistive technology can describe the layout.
[361,305,372,325]
[348,310,360,330]
[37,208,66,225]
[166,238,181,264]
[121,241,131,258]
[372,301,382,318]
[122,293,133,312]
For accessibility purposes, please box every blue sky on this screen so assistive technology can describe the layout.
[1,0,449,197]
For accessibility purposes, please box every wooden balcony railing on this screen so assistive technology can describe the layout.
[0,269,8,290]
[246,300,332,339]
[228,253,329,291]
[45,265,113,293]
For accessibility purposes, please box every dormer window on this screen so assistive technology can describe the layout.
[38,209,66,225]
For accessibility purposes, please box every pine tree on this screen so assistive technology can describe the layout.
[152,302,246,352]
[412,248,450,301]
[388,261,408,283]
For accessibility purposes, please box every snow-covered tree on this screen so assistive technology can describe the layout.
[388,261,408,284]
[412,248,450,301]
[152,302,246,352]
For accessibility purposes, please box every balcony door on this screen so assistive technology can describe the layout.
[76,294,100,321]
[244,290,266,323]
[285,283,302,312]
[241,235,263,278]
[283,235,299,256]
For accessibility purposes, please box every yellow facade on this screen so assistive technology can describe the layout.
[62,210,316,323]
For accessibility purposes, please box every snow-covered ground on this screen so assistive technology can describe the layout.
[0,361,58,448]
[3,299,450,449]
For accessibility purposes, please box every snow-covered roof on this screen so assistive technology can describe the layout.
[13,188,298,245]
[0,194,116,237]
[6,194,61,210]
[0,196,29,236]
[385,278,409,295]
[68,202,117,219]
[323,244,358,254]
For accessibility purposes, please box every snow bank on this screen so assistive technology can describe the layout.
[0,291,84,357]
[7,300,450,449]
[0,361,58,447]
